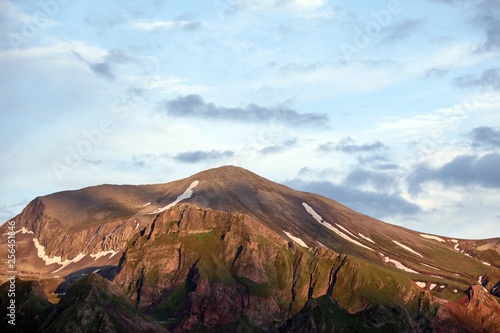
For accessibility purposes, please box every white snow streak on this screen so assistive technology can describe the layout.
[430,283,437,290]
[302,203,374,252]
[90,250,119,260]
[283,231,308,248]
[421,263,441,271]
[142,202,151,207]
[420,234,445,242]
[450,239,458,243]
[392,240,424,258]
[335,224,358,239]
[415,281,426,288]
[439,285,445,289]
[32,238,86,273]
[149,180,200,214]
[20,227,34,234]
[316,241,326,248]
[380,253,419,273]
[454,243,460,251]
[3,227,34,236]
[481,261,491,266]
[358,233,376,244]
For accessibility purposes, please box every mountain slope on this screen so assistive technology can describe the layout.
[1,165,499,332]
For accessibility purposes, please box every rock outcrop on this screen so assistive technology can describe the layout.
[430,284,500,333]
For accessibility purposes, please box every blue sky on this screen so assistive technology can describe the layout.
[1,0,499,239]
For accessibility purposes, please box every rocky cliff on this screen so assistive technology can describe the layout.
[1,166,499,332]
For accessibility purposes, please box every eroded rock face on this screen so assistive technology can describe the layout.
[112,204,428,332]
[39,273,168,333]
[430,285,500,333]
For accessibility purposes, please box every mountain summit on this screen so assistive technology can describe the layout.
[1,165,499,332]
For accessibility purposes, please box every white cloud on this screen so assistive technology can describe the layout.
[128,20,197,31]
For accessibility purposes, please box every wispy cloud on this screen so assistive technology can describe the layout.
[408,153,500,194]
[163,95,329,127]
[318,137,384,153]
[380,19,424,43]
[128,20,201,31]
[286,178,420,218]
[453,68,500,91]
[174,150,234,163]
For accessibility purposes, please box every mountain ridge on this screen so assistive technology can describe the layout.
[1,165,499,332]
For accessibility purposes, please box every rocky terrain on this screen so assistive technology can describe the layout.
[1,166,499,332]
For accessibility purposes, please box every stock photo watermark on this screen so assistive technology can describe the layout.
[5,220,17,326]
[339,0,403,61]
[51,57,163,182]
[7,0,72,49]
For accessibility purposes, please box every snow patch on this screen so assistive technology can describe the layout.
[32,238,86,273]
[19,227,34,234]
[316,241,326,248]
[3,227,34,236]
[430,283,437,290]
[450,239,458,243]
[142,202,151,207]
[90,250,119,260]
[439,285,445,289]
[453,289,458,293]
[415,281,426,288]
[134,222,139,231]
[358,233,376,244]
[421,263,441,271]
[453,243,460,251]
[283,231,308,248]
[430,275,444,279]
[380,253,419,273]
[302,203,374,252]
[481,261,491,266]
[150,180,200,214]
[454,273,460,277]
[335,224,358,239]
[392,240,424,258]
[420,234,445,242]
[302,202,324,223]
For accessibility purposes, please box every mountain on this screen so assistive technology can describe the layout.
[1,165,499,332]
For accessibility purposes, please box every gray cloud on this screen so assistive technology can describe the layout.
[473,0,500,53]
[89,62,114,80]
[73,49,131,80]
[163,95,329,127]
[318,137,384,153]
[470,126,500,149]
[425,66,450,78]
[174,150,234,163]
[381,19,424,43]
[344,169,397,192]
[408,153,500,194]
[453,68,500,90]
[259,138,297,155]
[285,179,420,218]
[431,0,500,53]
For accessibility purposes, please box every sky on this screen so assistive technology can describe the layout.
[1,0,499,239]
